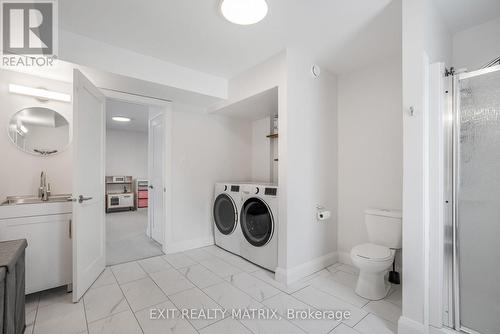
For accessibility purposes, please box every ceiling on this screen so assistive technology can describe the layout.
[286,0,401,74]
[59,0,401,77]
[216,87,278,121]
[436,0,500,34]
[106,99,149,132]
[59,0,286,78]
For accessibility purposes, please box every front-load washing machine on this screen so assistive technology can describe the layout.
[213,183,243,255]
[239,183,278,272]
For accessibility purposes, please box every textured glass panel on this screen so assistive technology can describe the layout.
[458,69,500,334]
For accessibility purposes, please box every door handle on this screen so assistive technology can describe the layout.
[78,195,93,203]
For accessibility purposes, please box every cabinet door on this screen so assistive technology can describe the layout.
[0,214,72,294]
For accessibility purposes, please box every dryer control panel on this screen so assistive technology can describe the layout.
[265,187,277,196]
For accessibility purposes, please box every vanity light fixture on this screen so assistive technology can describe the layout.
[220,0,268,25]
[111,116,132,122]
[9,84,71,103]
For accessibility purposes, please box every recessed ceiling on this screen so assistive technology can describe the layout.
[436,0,500,34]
[106,99,149,132]
[59,0,401,77]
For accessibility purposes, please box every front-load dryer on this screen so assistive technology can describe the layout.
[239,183,278,272]
[213,183,243,255]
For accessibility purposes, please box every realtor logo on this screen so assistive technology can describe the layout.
[1,0,56,56]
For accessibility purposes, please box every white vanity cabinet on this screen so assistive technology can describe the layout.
[0,202,72,294]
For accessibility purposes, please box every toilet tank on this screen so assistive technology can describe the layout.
[365,209,402,249]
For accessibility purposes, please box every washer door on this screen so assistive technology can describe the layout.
[241,197,274,247]
[213,194,238,235]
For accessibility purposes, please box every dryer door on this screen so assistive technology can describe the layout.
[213,194,238,235]
[241,197,274,247]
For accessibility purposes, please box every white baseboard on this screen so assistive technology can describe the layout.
[164,236,214,254]
[275,252,338,284]
[398,316,459,334]
[398,316,426,334]
[338,251,352,265]
[430,326,461,334]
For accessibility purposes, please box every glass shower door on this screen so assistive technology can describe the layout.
[455,66,500,334]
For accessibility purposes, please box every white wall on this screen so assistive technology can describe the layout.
[167,110,252,252]
[105,129,148,179]
[0,70,72,200]
[453,16,500,71]
[216,52,287,111]
[413,13,500,334]
[424,1,452,65]
[221,52,289,274]
[223,50,336,283]
[281,49,338,281]
[400,0,452,332]
[337,58,403,258]
[251,116,271,183]
[223,50,338,283]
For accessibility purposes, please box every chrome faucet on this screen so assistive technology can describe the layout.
[39,171,51,201]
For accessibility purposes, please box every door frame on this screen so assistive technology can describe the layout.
[101,89,173,254]
[148,111,166,245]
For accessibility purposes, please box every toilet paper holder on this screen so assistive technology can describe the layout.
[316,205,331,221]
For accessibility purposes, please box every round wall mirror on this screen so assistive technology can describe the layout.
[8,107,71,156]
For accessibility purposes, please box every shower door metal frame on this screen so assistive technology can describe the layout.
[451,64,500,334]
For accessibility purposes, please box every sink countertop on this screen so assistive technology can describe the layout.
[0,197,72,220]
[2,194,72,206]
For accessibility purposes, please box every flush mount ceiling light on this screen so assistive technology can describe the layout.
[9,84,71,103]
[220,0,268,25]
[112,116,131,122]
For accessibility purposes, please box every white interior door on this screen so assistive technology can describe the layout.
[72,69,106,302]
[149,114,165,244]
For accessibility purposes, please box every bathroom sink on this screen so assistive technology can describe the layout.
[1,194,72,206]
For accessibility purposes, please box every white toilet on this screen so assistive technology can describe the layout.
[350,209,402,300]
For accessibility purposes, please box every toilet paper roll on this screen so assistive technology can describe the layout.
[317,210,331,221]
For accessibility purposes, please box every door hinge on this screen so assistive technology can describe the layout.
[445,67,455,77]
[69,219,72,239]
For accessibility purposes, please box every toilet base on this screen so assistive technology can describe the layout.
[355,270,391,300]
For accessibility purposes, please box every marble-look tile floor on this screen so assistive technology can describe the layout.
[25,246,401,334]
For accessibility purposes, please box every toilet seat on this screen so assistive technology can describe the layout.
[352,243,392,262]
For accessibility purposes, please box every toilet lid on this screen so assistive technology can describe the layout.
[352,243,392,261]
